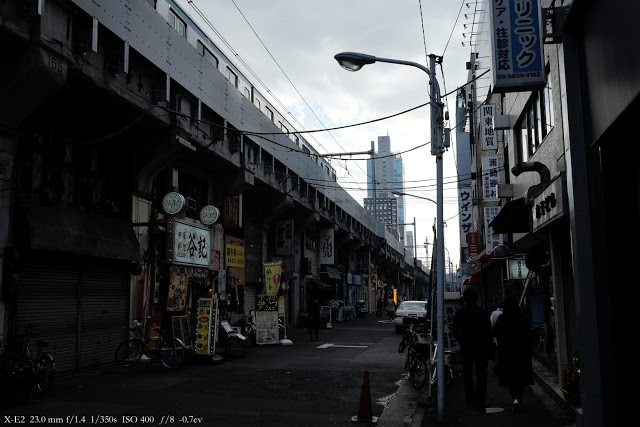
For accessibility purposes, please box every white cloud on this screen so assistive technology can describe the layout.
[179,0,475,269]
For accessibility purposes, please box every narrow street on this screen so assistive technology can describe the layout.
[2,315,405,426]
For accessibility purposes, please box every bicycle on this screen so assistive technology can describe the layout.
[115,319,186,369]
[398,322,430,389]
[427,343,458,397]
[2,323,56,394]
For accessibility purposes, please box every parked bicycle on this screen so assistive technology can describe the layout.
[115,319,186,369]
[398,320,430,389]
[1,323,56,394]
[427,343,459,396]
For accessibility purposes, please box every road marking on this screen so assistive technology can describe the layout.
[316,343,369,349]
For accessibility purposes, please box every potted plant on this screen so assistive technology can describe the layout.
[561,351,581,406]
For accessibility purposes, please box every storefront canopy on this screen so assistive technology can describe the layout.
[321,266,342,280]
[23,206,140,261]
[489,198,530,234]
[308,279,333,289]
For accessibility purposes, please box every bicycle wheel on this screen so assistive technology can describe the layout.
[411,356,428,389]
[115,338,146,367]
[34,354,55,393]
[160,337,186,369]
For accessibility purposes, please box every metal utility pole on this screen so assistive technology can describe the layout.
[334,51,448,422]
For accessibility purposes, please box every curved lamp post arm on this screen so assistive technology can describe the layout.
[334,52,441,99]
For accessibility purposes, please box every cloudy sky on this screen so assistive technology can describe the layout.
[176,0,481,272]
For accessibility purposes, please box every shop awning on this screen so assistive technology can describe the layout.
[308,279,333,289]
[23,206,140,261]
[489,198,530,234]
[321,266,342,280]
[462,272,483,286]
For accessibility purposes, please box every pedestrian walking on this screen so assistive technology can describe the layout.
[385,297,396,321]
[493,296,534,413]
[376,297,384,318]
[452,288,492,413]
[489,301,504,361]
[307,296,321,341]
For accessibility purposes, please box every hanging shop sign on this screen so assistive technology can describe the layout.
[225,242,245,268]
[481,104,496,150]
[167,218,210,267]
[489,0,546,92]
[482,155,500,201]
[532,174,565,232]
[459,187,473,249]
[508,259,530,280]
[484,206,503,253]
[200,205,220,225]
[162,191,185,215]
[319,228,335,265]
[222,194,242,228]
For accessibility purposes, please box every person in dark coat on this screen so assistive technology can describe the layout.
[493,296,534,413]
[376,297,384,318]
[452,288,492,412]
[307,296,321,341]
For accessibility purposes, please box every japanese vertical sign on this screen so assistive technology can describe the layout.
[170,219,210,267]
[490,0,546,92]
[482,155,500,201]
[222,194,242,228]
[264,262,282,296]
[458,187,474,249]
[484,206,503,253]
[319,228,335,265]
[481,104,496,150]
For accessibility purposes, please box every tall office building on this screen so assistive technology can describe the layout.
[366,135,406,245]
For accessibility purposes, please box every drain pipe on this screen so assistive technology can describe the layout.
[511,161,551,205]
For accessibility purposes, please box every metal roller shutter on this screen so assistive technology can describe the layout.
[16,256,130,373]
[16,259,80,374]
[78,260,129,369]
[244,282,257,314]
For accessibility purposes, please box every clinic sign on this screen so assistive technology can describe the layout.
[490,0,546,92]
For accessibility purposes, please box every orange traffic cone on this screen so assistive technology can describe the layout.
[351,370,379,424]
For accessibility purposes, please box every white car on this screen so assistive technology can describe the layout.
[394,300,428,333]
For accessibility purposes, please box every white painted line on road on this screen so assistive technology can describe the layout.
[316,343,369,349]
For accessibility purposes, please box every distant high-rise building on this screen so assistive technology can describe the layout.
[366,135,406,244]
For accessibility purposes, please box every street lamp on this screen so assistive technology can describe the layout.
[336,51,448,422]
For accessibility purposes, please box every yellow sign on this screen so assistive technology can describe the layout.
[264,262,282,296]
[225,243,245,268]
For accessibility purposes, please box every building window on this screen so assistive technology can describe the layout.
[254,98,260,110]
[244,87,250,98]
[265,106,273,121]
[225,67,238,87]
[169,10,186,38]
[515,79,554,162]
[197,40,218,69]
[144,0,156,9]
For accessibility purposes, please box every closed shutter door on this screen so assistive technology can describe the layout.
[79,260,129,369]
[16,258,80,374]
[244,282,257,314]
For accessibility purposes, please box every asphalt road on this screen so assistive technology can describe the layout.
[2,314,406,427]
